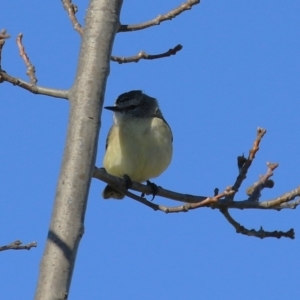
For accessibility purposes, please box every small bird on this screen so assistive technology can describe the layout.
[102,90,173,199]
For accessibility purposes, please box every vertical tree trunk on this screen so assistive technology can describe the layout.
[35,1,123,299]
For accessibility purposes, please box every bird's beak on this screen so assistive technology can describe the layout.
[104,105,122,112]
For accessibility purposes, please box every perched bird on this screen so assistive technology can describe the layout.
[102,90,173,199]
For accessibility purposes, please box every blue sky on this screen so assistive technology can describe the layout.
[1,1,300,299]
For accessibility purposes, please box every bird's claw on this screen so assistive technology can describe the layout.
[142,180,158,201]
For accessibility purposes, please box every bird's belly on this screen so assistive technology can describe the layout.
[103,120,172,182]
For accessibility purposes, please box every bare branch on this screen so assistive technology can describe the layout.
[111,44,183,64]
[93,167,206,204]
[260,186,300,209]
[118,0,200,32]
[228,127,266,201]
[16,33,37,84]
[0,71,68,99]
[0,31,68,99]
[98,138,300,239]
[220,208,294,239]
[0,240,37,252]
[94,130,299,238]
[275,198,300,209]
[95,164,297,238]
[61,0,83,36]
[93,125,300,237]
[246,162,277,202]
[123,187,234,213]
[93,167,300,210]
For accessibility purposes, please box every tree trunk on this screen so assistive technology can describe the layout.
[35,1,123,299]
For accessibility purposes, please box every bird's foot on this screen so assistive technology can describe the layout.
[141,180,158,201]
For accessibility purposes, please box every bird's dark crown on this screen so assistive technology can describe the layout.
[115,90,142,105]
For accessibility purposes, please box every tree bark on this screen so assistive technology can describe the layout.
[35,1,123,299]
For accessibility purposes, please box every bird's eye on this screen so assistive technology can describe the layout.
[127,105,137,110]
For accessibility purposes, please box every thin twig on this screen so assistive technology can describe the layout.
[61,0,83,36]
[275,198,300,209]
[261,186,300,208]
[122,186,234,213]
[111,44,183,64]
[16,33,37,84]
[228,127,266,201]
[0,70,68,99]
[246,162,277,202]
[118,0,200,32]
[220,208,294,239]
[0,240,37,251]
[0,32,68,98]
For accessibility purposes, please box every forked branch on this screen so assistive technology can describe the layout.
[94,128,299,239]
[93,165,300,211]
[61,2,187,63]
[61,1,200,34]
[228,128,266,201]
[0,32,68,99]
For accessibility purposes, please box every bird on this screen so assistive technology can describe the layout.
[102,90,173,199]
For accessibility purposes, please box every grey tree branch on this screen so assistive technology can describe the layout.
[34,1,123,299]
[118,0,200,32]
[0,240,37,251]
[111,44,183,64]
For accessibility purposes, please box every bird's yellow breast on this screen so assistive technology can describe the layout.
[103,117,172,182]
